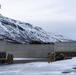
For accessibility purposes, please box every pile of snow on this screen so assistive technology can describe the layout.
[0,57,76,75]
[0,14,75,44]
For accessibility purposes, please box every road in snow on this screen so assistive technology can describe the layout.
[0,58,76,75]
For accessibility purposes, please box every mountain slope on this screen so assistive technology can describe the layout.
[0,14,75,44]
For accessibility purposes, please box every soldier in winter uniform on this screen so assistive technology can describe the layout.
[48,53,51,63]
[7,53,13,64]
[47,52,55,63]
[50,52,55,62]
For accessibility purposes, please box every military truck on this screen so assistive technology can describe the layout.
[0,51,6,64]
[55,50,76,60]
[0,51,13,64]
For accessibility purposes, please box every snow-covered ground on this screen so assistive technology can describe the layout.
[0,57,76,75]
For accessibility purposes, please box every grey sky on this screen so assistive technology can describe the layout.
[0,0,76,40]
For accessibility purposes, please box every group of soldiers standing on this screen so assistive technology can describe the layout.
[47,52,65,63]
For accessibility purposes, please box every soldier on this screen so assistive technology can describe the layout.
[60,53,65,60]
[11,54,13,64]
[7,53,13,64]
[50,52,55,62]
[7,53,10,64]
[47,52,55,63]
[47,53,51,63]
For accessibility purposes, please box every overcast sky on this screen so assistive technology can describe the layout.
[0,0,76,40]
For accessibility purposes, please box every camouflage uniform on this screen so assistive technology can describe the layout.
[11,54,13,64]
[47,53,51,63]
[7,54,13,64]
[7,53,10,64]
[50,52,55,62]
[47,52,55,63]
[60,53,65,60]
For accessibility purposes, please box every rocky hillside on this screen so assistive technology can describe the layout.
[0,14,75,44]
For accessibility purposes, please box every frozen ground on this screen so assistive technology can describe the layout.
[0,58,76,75]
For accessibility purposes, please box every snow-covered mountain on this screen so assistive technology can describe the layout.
[0,14,75,44]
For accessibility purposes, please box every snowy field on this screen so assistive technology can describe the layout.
[0,58,76,75]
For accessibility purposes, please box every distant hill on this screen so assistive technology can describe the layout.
[0,14,75,44]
